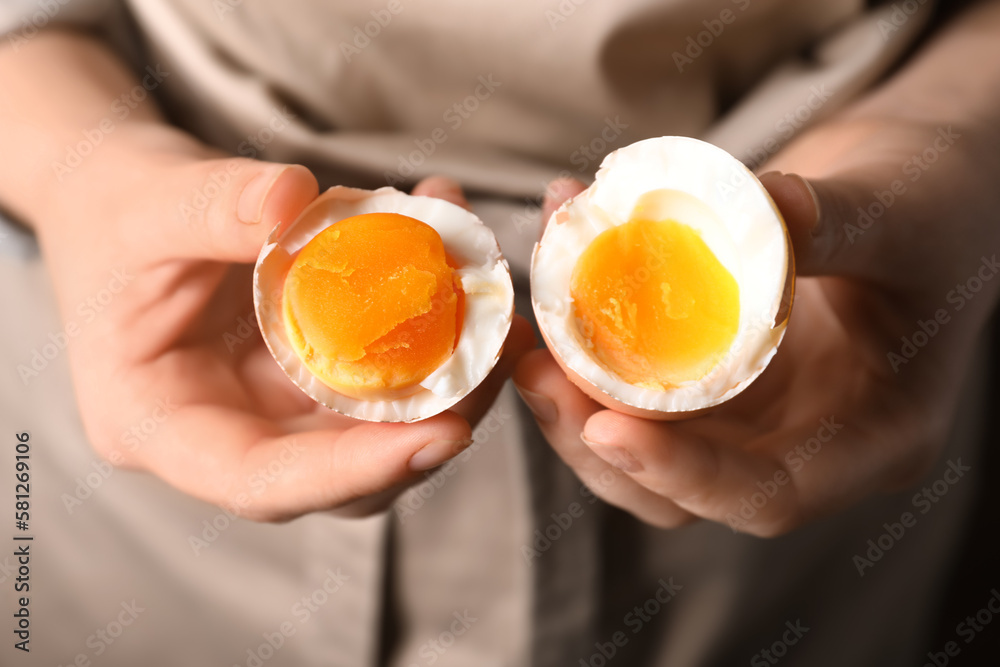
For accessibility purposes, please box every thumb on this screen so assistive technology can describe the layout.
[759,171,884,279]
[541,177,588,232]
[411,175,472,211]
[146,157,319,262]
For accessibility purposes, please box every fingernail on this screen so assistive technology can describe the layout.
[238,166,288,224]
[514,385,558,424]
[758,170,784,179]
[787,173,821,232]
[582,435,644,473]
[408,438,473,472]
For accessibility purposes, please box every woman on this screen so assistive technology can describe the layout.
[1,0,997,663]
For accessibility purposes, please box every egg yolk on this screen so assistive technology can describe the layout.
[282,212,462,398]
[570,218,739,388]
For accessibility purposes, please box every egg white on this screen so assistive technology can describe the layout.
[531,136,792,415]
[254,186,514,423]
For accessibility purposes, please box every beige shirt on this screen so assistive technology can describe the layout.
[1,1,977,666]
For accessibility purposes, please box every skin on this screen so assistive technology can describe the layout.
[0,30,534,521]
[2,3,999,533]
[514,1,1000,535]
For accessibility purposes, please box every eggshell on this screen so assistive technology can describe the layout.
[254,186,514,423]
[530,136,794,417]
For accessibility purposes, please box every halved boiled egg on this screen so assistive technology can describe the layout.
[531,136,793,419]
[254,186,514,423]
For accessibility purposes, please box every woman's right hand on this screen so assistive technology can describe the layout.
[33,120,533,521]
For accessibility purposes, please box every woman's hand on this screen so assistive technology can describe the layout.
[0,31,533,522]
[513,2,1000,535]
[37,122,533,521]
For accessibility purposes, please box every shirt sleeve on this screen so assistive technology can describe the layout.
[0,0,120,41]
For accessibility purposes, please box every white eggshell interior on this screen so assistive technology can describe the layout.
[531,136,791,414]
[254,186,514,423]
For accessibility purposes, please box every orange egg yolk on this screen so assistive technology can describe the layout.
[570,218,739,388]
[282,212,462,398]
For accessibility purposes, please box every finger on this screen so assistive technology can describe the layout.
[573,459,698,529]
[512,349,600,466]
[134,158,319,263]
[759,171,887,279]
[581,409,805,536]
[325,479,422,518]
[579,408,901,537]
[128,404,474,522]
[512,350,694,528]
[412,175,472,211]
[450,314,536,425]
[541,177,588,228]
[411,176,533,423]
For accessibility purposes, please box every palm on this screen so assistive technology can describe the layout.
[681,279,899,520]
[515,120,985,534]
[52,148,530,521]
[541,278,883,530]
